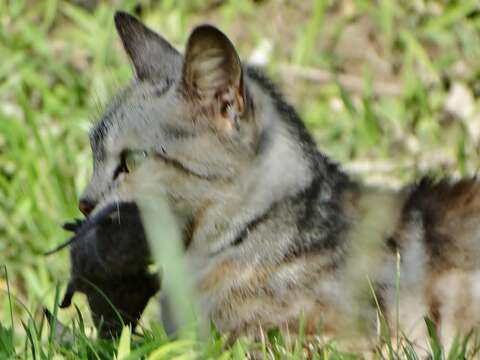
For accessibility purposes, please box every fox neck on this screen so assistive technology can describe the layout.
[181,111,346,256]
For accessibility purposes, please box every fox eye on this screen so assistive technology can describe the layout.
[124,150,148,173]
[113,150,148,179]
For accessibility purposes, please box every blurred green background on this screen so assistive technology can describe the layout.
[1,0,480,356]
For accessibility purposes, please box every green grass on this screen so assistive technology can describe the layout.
[1,0,480,358]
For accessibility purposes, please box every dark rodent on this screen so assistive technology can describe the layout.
[49,202,160,337]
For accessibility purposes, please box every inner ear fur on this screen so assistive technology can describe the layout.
[181,25,248,124]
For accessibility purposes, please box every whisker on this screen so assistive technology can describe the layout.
[44,203,122,255]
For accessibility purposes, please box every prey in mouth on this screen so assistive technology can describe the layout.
[45,202,159,337]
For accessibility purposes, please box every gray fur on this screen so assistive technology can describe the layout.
[114,11,181,80]
[79,12,480,350]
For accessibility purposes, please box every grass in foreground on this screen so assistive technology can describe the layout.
[1,0,480,358]
[2,266,480,360]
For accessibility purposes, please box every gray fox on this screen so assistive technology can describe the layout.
[74,11,480,349]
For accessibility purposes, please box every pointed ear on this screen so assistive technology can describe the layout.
[181,25,248,129]
[114,11,181,81]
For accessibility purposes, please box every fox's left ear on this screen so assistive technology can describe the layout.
[114,11,181,81]
[181,25,248,131]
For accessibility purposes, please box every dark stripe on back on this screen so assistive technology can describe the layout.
[231,209,272,247]
[402,176,480,269]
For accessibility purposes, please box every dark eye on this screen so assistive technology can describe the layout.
[113,150,149,180]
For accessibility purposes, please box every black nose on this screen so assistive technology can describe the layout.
[79,199,96,216]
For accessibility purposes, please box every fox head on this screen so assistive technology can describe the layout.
[80,12,314,236]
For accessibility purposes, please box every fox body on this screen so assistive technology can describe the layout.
[78,12,480,347]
